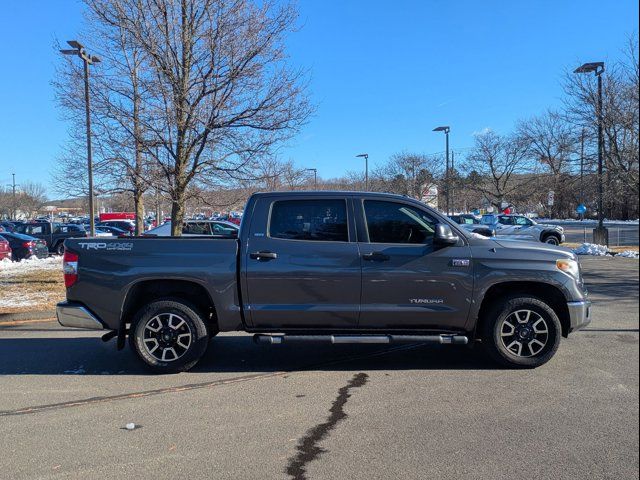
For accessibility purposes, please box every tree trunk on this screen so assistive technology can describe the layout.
[134,185,145,236]
[170,187,186,236]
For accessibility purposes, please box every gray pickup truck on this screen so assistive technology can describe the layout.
[57,191,591,373]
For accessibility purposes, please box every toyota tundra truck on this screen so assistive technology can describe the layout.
[57,191,591,373]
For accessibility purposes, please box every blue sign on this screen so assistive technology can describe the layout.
[576,204,587,214]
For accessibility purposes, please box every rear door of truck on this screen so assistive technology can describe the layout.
[241,194,361,329]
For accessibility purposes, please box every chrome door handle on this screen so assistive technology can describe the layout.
[250,251,278,260]
[362,252,390,261]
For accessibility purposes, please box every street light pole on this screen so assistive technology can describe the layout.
[574,62,607,244]
[60,40,101,237]
[308,168,318,189]
[11,173,17,220]
[356,154,369,191]
[433,126,451,214]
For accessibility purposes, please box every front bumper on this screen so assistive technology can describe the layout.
[567,300,591,332]
[57,301,105,330]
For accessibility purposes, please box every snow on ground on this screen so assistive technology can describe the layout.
[0,256,62,276]
[615,250,640,259]
[573,243,639,258]
[540,218,639,225]
[0,291,52,308]
[573,243,610,256]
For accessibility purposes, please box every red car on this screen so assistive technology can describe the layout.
[0,236,12,261]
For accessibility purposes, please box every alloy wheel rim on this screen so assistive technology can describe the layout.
[142,313,192,362]
[499,309,549,358]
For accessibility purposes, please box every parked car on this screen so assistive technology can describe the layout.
[96,220,135,236]
[0,221,18,232]
[57,191,590,373]
[0,236,12,260]
[0,232,49,261]
[449,214,480,225]
[13,222,88,255]
[144,220,239,237]
[94,225,128,237]
[466,214,566,245]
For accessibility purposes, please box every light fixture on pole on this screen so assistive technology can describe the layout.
[60,40,101,237]
[432,126,450,214]
[356,154,369,191]
[305,168,318,189]
[574,61,607,245]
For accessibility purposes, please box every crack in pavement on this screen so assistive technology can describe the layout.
[285,372,369,480]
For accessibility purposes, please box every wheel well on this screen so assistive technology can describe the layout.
[541,231,560,241]
[476,282,570,338]
[121,280,218,334]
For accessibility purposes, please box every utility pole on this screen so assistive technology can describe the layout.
[60,40,100,237]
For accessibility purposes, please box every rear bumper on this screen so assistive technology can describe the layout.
[567,300,591,332]
[56,301,105,330]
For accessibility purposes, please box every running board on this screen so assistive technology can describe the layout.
[253,334,468,345]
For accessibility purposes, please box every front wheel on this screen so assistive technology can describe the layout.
[129,299,210,373]
[481,296,561,368]
[55,242,65,256]
[543,234,560,245]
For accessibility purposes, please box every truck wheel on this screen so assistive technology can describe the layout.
[129,299,209,373]
[481,296,561,368]
[543,234,560,245]
[55,242,65,256]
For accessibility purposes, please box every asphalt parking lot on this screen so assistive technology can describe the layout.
[0,256,637,480]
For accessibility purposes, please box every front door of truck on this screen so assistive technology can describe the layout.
[357,199,473,331]
[243,196,361,329]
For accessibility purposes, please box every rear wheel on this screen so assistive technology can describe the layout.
[129,299,209,373]
[481,296,561,368]
[55,242,65,256]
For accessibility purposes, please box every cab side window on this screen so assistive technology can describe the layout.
[515,217,532,226]
[364,200,436,244]
[269,199,348,242]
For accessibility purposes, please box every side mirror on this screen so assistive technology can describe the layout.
[434,223,459,246]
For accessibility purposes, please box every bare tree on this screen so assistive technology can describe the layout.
[462,130,535,209]
[516,110,579,217]
[371,152,441,199]
[81,0,312,235]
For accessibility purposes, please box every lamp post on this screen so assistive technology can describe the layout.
[433,126,450,214]
[305,168,318,189]
[60,40,101,237]
[574,61,607,245]
[7,173,19,220]
[356,154,369,190]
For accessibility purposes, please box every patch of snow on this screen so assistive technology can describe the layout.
[615,250,640,259]
[0,291,54,308]
[0,256,62,276]
[572,243,610,256]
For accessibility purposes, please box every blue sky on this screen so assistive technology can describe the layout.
[0,0,637,197]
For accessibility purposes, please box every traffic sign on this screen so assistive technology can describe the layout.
[576,204,587,214]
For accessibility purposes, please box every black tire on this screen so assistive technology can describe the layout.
[129,299,209,373]
[481,296,561,368]
[542,234,560,245]
[55,242,65,256]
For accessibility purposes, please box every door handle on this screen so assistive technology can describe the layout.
[362,252,390,261]
[250,251,278,260]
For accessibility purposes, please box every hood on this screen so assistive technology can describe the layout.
[492,238,575,259]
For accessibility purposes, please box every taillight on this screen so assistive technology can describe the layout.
[22,241,36,248]
[63,250,79,288]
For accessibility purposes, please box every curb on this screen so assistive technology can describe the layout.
[0,310,56,324]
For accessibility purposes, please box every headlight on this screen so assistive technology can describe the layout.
[557,258,579,279]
